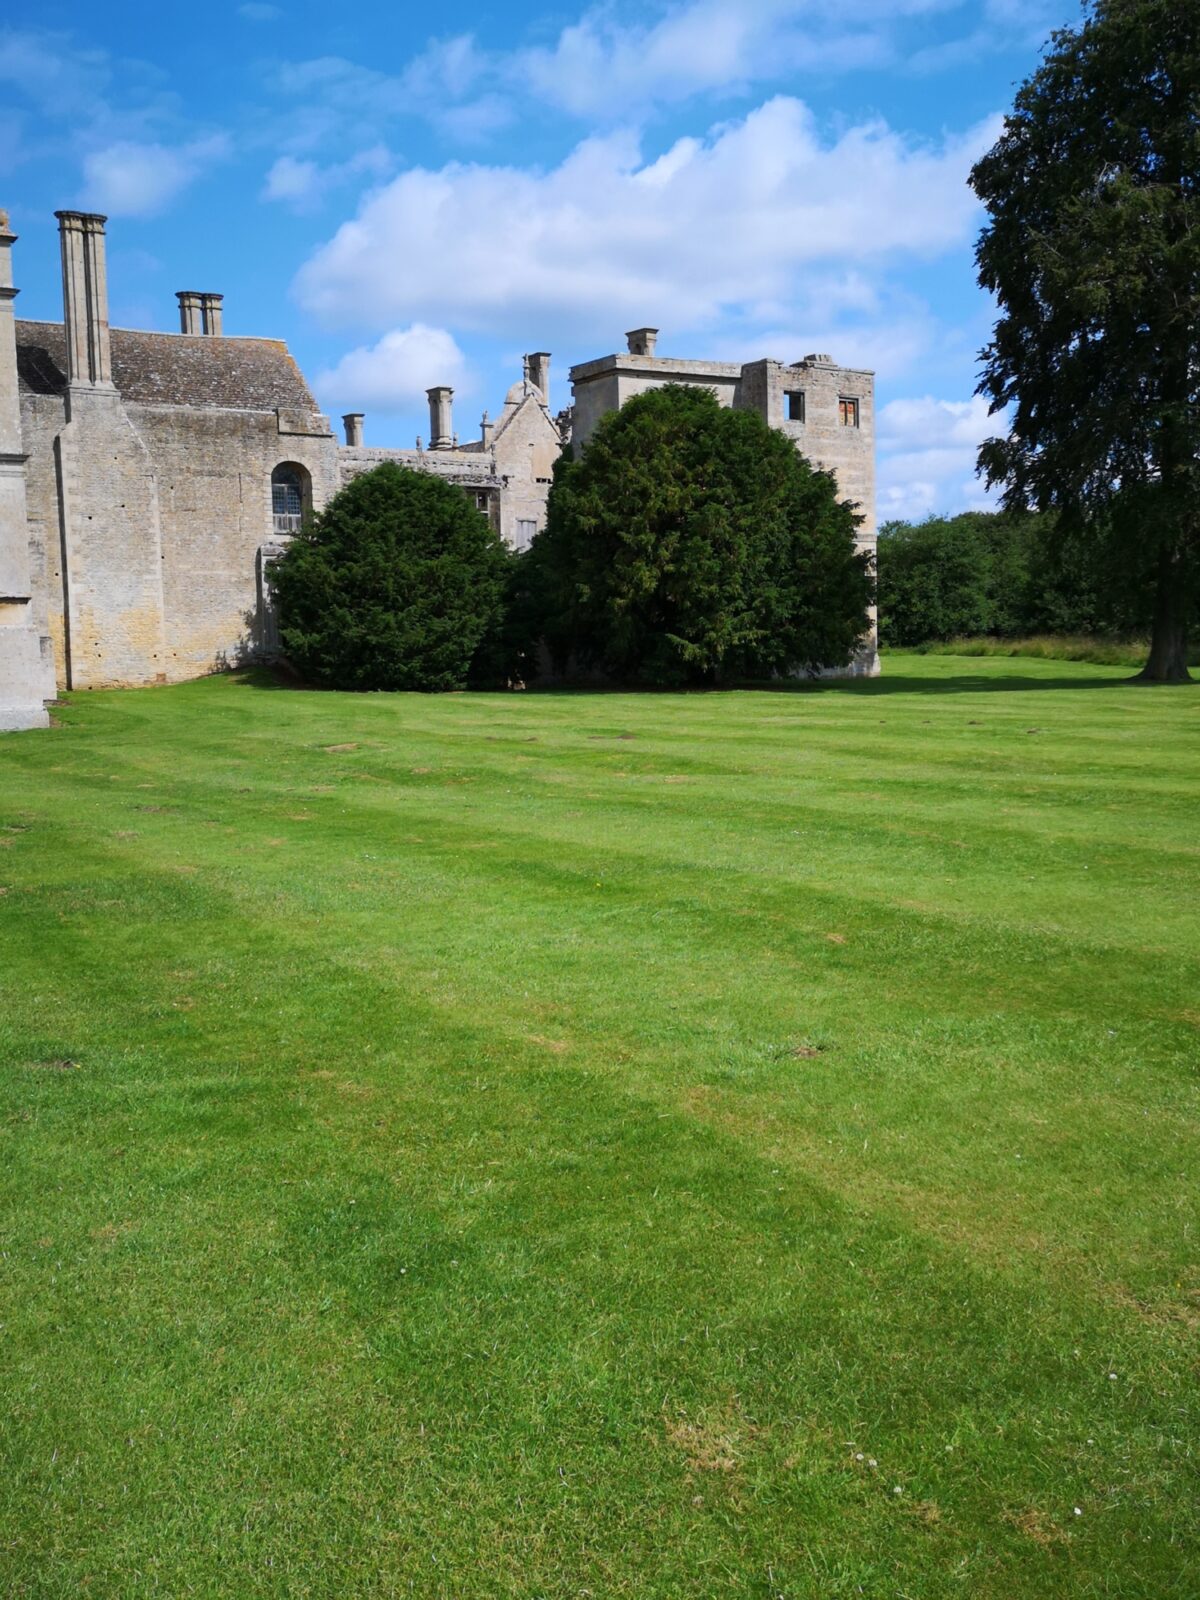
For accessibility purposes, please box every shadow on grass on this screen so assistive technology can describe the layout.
[748,671,1145,696]
[227,665,1184,699]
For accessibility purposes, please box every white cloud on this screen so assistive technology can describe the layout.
[513,0,891,120]
[294,98,998,352]
[261,144,392,211]
[315,324,473,419]
[239,3,283,18]
[268,40,509,151]
[0,27,110,113]
[876,394,1000,520]
[81,134,229,217]
[262,154,318,206]
[264,0,1028,153]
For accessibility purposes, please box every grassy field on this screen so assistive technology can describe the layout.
[916,635,1200,669]
[1,653,1197,1598]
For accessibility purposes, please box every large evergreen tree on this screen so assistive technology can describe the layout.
[527,385,871,685]
[971,0,1199,682]
[270,463,511,692]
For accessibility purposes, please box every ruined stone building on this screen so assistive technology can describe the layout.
[340,352,563,554]
[568,328,878,674]
[0,208,876,731]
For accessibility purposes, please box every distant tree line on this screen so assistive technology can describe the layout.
[876,510,1157,649]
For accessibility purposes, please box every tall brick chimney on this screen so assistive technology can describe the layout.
[56,211,113,387]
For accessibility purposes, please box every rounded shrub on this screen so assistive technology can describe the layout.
[525,384,871,685]
[270,463,511,691]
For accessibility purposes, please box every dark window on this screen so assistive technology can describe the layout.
[839,397,860,428]
[271,464,306,534]
[786,390,805,422]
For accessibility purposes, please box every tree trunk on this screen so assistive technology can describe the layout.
[1134,548,1193,683]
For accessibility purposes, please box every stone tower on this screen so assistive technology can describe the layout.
[0,211,53,728]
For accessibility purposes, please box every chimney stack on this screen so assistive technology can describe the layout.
[177,291,203,334]
[426,385,453,450]
[177,291,223,335]
[56,211,113,387]
[528,351,550,402]
[626,327,658,357]
[343,412,364,447]
[480,410,494,448]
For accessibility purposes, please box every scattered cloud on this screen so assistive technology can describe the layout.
[0,28,229,215]
[239,3,283,19]
[263,0,1042,153]
[511,0,891,121]
[82,134,230,217]
[295,98,998,353]
[266,38,509,152]
[0,27,112,114]
[261,144,392,211]
[314,324,473,420]
[876,394,999,521]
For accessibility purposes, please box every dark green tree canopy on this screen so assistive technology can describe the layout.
[525,385,871,685]
[876,508,1146,648]
[971,0,1200,680]
[269,462,511,692]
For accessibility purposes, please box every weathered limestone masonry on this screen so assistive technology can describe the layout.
[0,207,883,722]
[570,332,879,675]
[0,212,54,728]
[339,356,563,552]
[10,209,340,698]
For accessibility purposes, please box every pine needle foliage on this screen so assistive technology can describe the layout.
[271,463,511,692]
[527,385,871,685]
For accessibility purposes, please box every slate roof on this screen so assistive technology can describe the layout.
[14,320,320,413]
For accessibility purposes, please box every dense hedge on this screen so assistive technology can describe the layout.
[876,510,1153,648]
[522,385,872,685]
[270,463,511,691]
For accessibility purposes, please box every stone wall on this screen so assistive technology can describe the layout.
[20,391,69,684]
[20,387,340,689]
[568,343,879,676]
[133,405,338,681]
[491,400,559,550]
[570,355,744,447]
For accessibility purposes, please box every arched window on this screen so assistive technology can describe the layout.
[271,462,310,535]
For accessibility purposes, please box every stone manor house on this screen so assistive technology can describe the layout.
[0,208,877,730]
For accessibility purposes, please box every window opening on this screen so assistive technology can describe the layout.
[838,397,860,428]
[786,390,806,422]
[271,465,305,534]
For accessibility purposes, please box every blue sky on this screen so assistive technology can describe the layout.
[1,1,1071,519]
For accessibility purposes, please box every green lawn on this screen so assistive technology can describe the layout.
[1,654,1197,1598]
